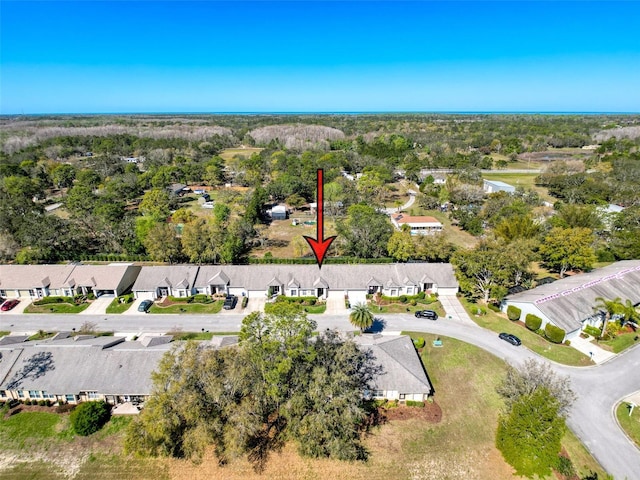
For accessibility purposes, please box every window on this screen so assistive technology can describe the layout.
[65,394,77,402]
[42,391,55,399]
[0,289,6,297]
[28,390,42,398]
[28,289,36,297]
[406,287,413,295]
[399,393,406,400]
[424,283,433,290]
[291,290,297,296]
[17,390,24,398]
[373,390,384,398]
[0,390,6,398]
[87,392,99,399]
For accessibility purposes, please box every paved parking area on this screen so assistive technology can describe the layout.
[79,296,114,315]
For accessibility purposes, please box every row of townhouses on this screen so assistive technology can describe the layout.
[0,263,459,305]
[0,333,432,407]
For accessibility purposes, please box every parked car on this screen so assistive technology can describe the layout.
[1,299,20,311]
[415,309,438,320]
[223,295,238,310]
[499,332,522,346]
[138,300,153,312]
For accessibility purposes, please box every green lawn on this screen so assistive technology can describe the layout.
[28,331,56,341]
[598,332,640,353]
[372,300,445,316]
[0,331,10,337]
[25,302,90,314]
[106,294,135,314]
[148,300,223,314]
[167,331,239,340]
[616,402,640,449]
[459,298,593,366]
[304,304,327,314]
[0,412,72,449]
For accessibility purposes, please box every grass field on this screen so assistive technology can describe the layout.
[459,298,593,366]
[616,402,640,449]
[0,333,607,479]
[218,147,263,161]
[482,172,554,202]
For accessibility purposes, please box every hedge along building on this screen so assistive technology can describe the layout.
[503,260,640,341]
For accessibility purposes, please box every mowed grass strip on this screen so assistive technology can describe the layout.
[459,298,593,366]
[148,300,223,314]
[106,295,134,314]
[598,332,640,353]
[616,402,640,449]
[25,302,90,314]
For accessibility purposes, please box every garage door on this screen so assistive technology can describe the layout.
[135,291,155,300]
[347,290,368,306]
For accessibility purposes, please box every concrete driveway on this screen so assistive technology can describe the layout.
[0,297,31,315]
[79,296,114,315]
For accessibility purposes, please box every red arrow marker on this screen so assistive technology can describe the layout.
[304,169,337,269]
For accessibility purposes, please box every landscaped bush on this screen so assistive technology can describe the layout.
[507,305,522,321]
[241,296,248,308]
[56,403,76,414]
[398,295,408,303]
[488,303,501,312]
[38,400,46,406]
[413,337,426,349]
[544,323,566,344]
[189,294,213,304]
[24,399,32,405]
[555,456,576,477]
[70,401,111,436]
[417,291,426,300]
[405,400,425,407]
[274,296,318,305]
[584,325,601,338]
[33,296,73,305]
[525,314,543,331]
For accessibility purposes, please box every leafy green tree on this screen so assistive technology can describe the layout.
[593,296,624,338]
[496,388,566,478]
[336,204,393,258]
[51,164,77,189]
[387,229,415,262]
[494,215,540,242]
[126,309,378,470]
[70,401,111,436]
[349,302,374,332]
[181,218,219,264]
[65,185,97,217]
[143,223,182,263]
[539,227,596,277]
[139,188,171,221]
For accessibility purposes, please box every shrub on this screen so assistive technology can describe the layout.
[413,337,425,349]
[488,303,501,312]
[241,296,248,308]
[56,403,76,414]
[525,314,543,331]
[545,323,566,344]
[417,291,426,300]
[25,399,32,406]
[398,295,408,303]
[70,401,111,436]
[556,456,576,477]
[564,340,571,346]
[405,400,425,407]
[38,400,46,406]
[190,294,212,304]
[507,305,522,321]
[410,300,417,306]
[584,325,601,338]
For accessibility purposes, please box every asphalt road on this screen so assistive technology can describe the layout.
[1,311,638,479]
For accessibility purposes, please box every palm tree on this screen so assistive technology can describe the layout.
[593,297,623,338]
[620,299,640,328]
[349,302,374,332]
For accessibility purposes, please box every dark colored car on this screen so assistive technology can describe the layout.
[138,299,153,312]
[1,299,20,311]
[415,309,438,320]
[499,332,522,346]
[223,295,238,310]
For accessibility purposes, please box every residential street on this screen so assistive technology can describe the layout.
[1,311,639,479]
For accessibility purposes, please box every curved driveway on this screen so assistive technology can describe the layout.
[1,311,639,479]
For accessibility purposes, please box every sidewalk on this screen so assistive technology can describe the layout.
[569,334,615,364]
[438,295,480,328]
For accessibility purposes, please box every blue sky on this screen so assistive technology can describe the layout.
[2,1,640,113]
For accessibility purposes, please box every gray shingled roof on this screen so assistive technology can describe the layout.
[65,265,137,290]
[0,336,236,396]
[0,265,75,290]
[132,266,199,292]
[192,264,457,291]
[353,335,432,395]
[506,260,640,332]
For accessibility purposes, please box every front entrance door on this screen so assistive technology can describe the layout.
[158,287,169,297]
[317,288,324,298]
